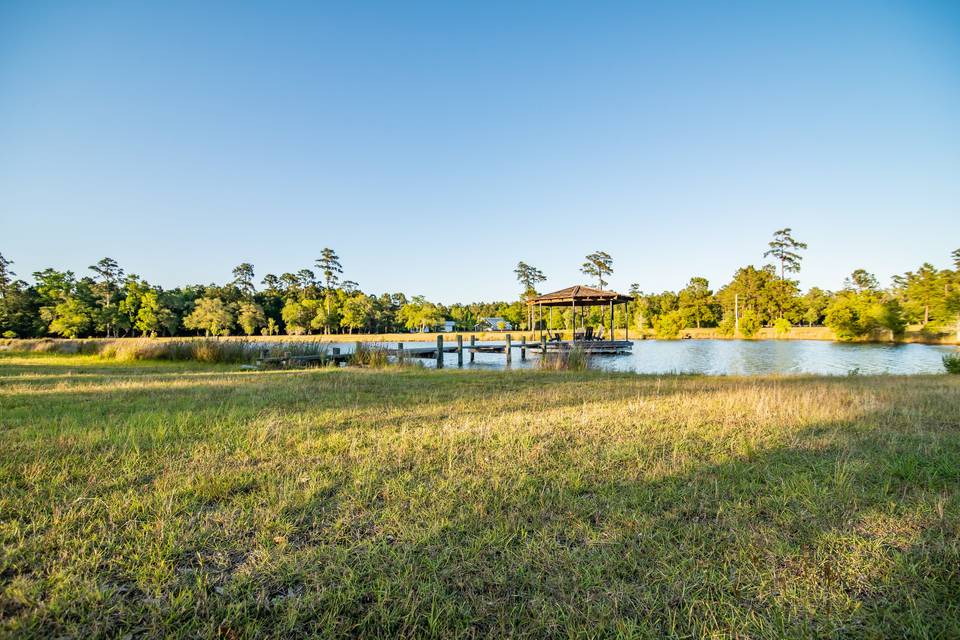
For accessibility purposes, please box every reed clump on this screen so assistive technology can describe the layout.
[538,345,591,371]
[350,342,389,367]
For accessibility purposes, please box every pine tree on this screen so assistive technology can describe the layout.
[763,228,807,279]
[581,251,613,289]
[316,249,343,334]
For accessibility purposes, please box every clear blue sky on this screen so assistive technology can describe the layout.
[2,1,958,302]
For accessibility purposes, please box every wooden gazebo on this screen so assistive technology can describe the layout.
[527,285,634,345]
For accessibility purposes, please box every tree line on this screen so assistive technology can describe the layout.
[1,231,958,341]
[0,250,529,339]
[626,231,959,340]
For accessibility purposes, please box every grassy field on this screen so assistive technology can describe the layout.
[1,354,959,638]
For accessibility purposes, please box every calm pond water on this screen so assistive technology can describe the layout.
[323,339,957,375]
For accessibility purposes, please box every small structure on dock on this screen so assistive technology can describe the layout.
[527,285,634,352]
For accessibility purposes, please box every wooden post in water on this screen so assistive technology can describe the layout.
[520,335,526,361]
[457,334,463,367]
[541,334,547,354]
[397,342,403,364]
[505,334,512,364]
[469,335,476,362]
[436,335,443,368]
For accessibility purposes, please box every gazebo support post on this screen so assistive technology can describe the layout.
[609,300,613,343]
[571,299,576,343]
[539,303,543,341]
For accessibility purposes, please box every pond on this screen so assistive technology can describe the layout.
[323,339,957,375]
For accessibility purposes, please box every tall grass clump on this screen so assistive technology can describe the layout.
[189,340,250,363]
[1,338,102,355]
[944,352,960,374]
[350,342,389,367]
[100,339,252,363]
[270,341,329,359]
[257,341,331,368]
[538,345,591,371]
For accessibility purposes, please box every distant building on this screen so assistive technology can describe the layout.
[475,317,512,331]
[442,320,456,333]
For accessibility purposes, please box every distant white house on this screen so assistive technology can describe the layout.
[419,320,457,333]
[475,317,512,331]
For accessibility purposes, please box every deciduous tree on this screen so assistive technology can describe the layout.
[825,271,905,340]
[677,277,715,329]
[183,298,234,336]
[135,291,176,337]
[237,301,267,336]
[47,298,93,338]
[341,294,373,333]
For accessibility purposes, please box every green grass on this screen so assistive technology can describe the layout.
[1,353,959,638]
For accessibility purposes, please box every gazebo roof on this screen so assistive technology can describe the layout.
[527,285,633,307]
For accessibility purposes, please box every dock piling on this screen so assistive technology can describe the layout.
[457,335,463,367]
[520,336,526,361]
[505,334,512,364]
[541,334,547,354]
[470,335,475,363]
[436,335,443,368]
[397,342,404,364]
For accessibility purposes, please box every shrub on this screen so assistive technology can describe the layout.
[654,311,684,339]
[717,314,735,337]
[739,310,760,338]
[825,292,906,341]
[773,318,792,337]
[944,352,960,374]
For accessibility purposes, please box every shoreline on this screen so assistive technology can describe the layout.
[3,326,957,348]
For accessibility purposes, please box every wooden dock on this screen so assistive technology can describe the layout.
[255,336,632,369]
[255,347,351,369]
[389,335,632,368]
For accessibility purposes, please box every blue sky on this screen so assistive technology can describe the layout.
[1,1,958,302]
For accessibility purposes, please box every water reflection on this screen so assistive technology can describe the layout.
[320,339,956,375]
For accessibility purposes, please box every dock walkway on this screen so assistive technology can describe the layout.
[255,336,633,369]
